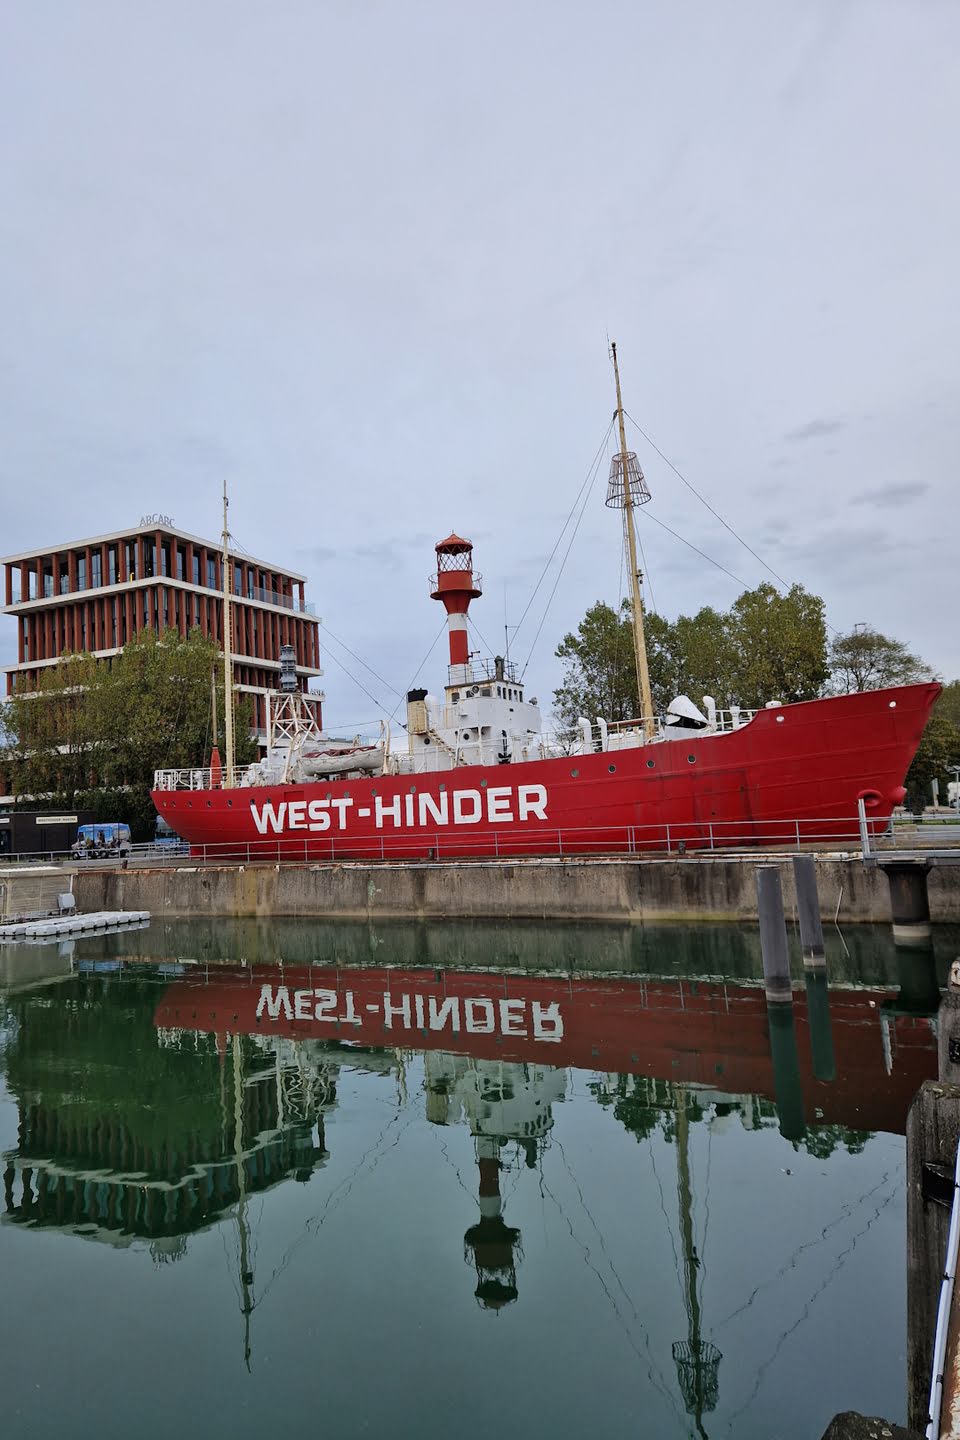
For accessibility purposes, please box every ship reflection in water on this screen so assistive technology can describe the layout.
[0,920,952,1440]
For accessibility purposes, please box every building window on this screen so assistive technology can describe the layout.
[77,556,86,590]
[193,593,200,625]
[59,562,69,595]
[162,590,169,626]
[111,600,117,646]
[176,546,186,580]
[234,562,242,594]
[108,546,118,584]
[91,552,102,588]
[207,555,216,589]
[126,542,137,581]
[161,542,171,577]
[192,552,200,585]
[21,618,29,659]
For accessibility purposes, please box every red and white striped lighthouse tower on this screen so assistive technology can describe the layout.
[430,533,482,674]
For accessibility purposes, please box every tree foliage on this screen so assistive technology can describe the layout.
[828,625,933,694]
[553,582,829,734]
[905,688,960,812]
[1,628,255,836]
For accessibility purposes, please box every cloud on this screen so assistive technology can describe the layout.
[851,481,930,508]
[782,417,847,443]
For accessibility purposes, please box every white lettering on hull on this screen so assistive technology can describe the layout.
[251,783,547,836]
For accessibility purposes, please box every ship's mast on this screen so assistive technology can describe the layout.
[221,480,236,788]
[610,343,655,739]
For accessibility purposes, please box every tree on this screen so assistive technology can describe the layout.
[553,582,829,731]
[726,583,829,706]
[905,692,960,812]
[829,625,934,694]
[668,606,736,708]
[555,601,640,740]
[1,628,256,836]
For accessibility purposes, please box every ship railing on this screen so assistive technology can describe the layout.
[82,811,960,870]
[601,708,758,745]
[153,767,216,791]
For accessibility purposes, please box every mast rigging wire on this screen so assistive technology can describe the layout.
[519,427,611,679]
[511,420,615,646]
[623,409,793,592]
[319,648,391,717]
[319,621,403,699]
[638,509,753,591]
[390,619,449,722]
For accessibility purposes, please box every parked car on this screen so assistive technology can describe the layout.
[72,823,132,860]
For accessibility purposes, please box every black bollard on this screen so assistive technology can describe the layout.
[768,1004,806,1142]
[885,861,932,947]
[804,970,836,1083]
[757,865,792,1004]
[792,854,825,967]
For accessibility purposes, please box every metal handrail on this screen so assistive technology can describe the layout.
[16,812,950,871]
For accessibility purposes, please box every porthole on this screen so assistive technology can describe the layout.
[206,800,212,808]
[227,799,233,806]
[687,754,696,764]
[775,715,785,724]
[481,779,488,787]
[646,759,655,770]
[571,768,579,778]
[608,764,616,774]
[888,700,897,709]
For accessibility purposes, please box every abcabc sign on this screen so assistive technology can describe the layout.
[139,513,175,526]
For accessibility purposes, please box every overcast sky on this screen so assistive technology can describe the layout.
[2,1,957,730]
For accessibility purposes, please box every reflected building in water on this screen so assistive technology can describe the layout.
[1,977,333,1253]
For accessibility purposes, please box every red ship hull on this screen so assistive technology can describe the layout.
[152,682,940,861]
[153,962,938,1136]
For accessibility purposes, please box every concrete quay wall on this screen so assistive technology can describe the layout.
[73,855,960,925]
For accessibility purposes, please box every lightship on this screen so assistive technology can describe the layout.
[152,350,939,858]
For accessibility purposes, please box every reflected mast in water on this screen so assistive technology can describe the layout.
[233,1032,256,1372]
[671,1087,722,1440]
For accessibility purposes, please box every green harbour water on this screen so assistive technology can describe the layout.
[1,917,957,1439]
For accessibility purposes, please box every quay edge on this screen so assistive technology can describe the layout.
[71,855,960,925]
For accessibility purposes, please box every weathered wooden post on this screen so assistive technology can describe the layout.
[757,865,792,1004]
[792,854,825,966]
[937,964,960,1087]
[907,1080,960,1434]
[757,865,805,1139]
